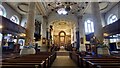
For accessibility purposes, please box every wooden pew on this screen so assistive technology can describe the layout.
[2,52,57,68]
[2,61,45,68]
[2,56,47,68]
[83,57,120,68]
[69,51,120,68]
[88,61,120,68]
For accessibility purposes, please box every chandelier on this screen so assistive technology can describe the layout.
[57,8,67,15]
[57,5,72,15]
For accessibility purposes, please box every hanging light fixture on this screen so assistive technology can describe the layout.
[57,8,68,15]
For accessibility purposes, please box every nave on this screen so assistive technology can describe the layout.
[0,1,120,68]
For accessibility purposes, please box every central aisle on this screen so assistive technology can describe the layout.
[50,46,79,68]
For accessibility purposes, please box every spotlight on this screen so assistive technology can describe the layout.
[65,5,71,11]
[51,9,54,11]
[85,2,88,4]
[65,2,67,4]
[82,7,84,9]
[48,4,51,6]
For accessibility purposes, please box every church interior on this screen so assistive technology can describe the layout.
[0,1,120,68]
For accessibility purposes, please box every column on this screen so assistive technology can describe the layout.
[79,16,86,51]
[76,17,80,50]
[118,2,120,19]
[40,16,48,51]
[91,2,103,43]
[41,16,47,39]
[25,2,36,45]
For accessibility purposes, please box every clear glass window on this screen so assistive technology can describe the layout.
[10,15,19,25]
[107,14,118,25]
[85,20,94,34]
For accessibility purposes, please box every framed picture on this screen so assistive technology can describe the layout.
[116,42,120,49]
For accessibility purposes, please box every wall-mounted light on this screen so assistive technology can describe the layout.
[0,25,3,29]
[103,33,109,37]
[20,33,26,37]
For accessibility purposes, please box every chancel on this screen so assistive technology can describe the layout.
[0,1,120,68]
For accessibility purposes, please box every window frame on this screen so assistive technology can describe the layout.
[84,19,94,34]
[107,14,118,25]
[10,15,19,25]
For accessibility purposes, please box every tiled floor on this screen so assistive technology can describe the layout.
[50,47,79,68]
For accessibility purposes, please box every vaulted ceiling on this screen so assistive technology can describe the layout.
[6,2,118,17]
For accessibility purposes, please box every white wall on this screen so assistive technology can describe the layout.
[2,3,22,25]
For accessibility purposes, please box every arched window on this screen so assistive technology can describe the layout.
[107,14,118,25]
[10,15,19,25]
[0,4,6,17]
[21,22,26,28]
[84,19,94,34]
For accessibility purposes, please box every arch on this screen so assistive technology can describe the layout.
[10,15,20,25]
[59,31,66,46]
[59,31,66,36]
[48,12,77,27]
[0,4,7,17]
[107,14,118,25]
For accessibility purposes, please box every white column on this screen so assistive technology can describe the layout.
[79,16,86,51]
[25,2,36,45]
[40,16,48,51]
[91,2,103,43]
[41,16,47,38]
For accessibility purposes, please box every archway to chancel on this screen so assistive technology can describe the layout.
[59,31,66,46]
[50,20,74,47]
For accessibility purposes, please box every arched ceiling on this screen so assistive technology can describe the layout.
[44,2,88,16]
[6,2,118,17]
[52,20,73,35]
[53,20,73,29]
[6,2,41,16]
